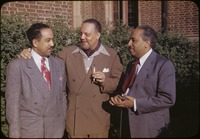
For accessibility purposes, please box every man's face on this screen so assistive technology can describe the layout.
[33,28,54,57]
[80,23,100,50]
[128,28,149,58]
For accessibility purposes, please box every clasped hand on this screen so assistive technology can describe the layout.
[109,95,135,108]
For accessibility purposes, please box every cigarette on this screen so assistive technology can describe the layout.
[93,64,96,82]
[93,64,96,73]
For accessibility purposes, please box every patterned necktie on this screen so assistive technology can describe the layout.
[122,59,139,93]
[41,57,51,90]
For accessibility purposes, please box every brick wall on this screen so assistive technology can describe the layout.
[1,1,199,39]
[139,1,199,39]
[139,1,162,31]
[80,1,106,28]
[1,1,72,27]
[168,1,199,38]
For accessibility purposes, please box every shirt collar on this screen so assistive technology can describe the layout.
[31,49,50,70]
[72,44,110,57]
[139,48,152,66]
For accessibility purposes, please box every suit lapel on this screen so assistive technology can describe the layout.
[24,58,50,99]
[77,53,110,94]
[71,52,87,80]
[134,51,156,85]
[49,56,60,96]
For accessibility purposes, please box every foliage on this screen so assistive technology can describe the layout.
[1,14,199,137]
[1,15,29,136]
[155,31,199,87]
[101,21,132,67]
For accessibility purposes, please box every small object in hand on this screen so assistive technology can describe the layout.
[121,94,127,101]
[92,64,96,83]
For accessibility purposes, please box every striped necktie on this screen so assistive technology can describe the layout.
[41,57,51,90]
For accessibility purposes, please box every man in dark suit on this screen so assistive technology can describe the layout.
[5,23,67,138]
[109,25,176,138]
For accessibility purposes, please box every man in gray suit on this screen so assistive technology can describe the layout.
[5,23,67,138]
[110,25,176,138]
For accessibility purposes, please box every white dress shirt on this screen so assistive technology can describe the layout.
[130,48,153,111]
[31,49,50,72]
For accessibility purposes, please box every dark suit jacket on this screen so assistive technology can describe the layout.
[5,56,67,138]
[128,50,176,138]
[58,45,123,136]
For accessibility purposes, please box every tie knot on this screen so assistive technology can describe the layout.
[135,58,140,65]
[41,57,46,63]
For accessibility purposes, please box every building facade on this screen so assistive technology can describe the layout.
[1,1,199,40]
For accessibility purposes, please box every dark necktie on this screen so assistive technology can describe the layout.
[41,57,51,90]
[122,59,139,93]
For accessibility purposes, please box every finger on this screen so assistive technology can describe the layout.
[124,95,134,101]
[109,100,114,106]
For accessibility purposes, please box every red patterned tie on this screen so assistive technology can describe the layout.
[41,57,51,90]
[122,59,139,93]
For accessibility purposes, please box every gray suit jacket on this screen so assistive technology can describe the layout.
[128,50,176,138]
[5,56,67,138]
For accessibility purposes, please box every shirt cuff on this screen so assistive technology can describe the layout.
[130,99,137,112]
[133,99,137,111]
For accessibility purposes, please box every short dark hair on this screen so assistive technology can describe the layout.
[136,25,158,47]
[26,23,50,46]
[82,18,101,33]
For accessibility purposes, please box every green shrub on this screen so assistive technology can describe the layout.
[1,14,199,137]
[101,21,132,66]
[1,15,29,136]
[155,31,199,87]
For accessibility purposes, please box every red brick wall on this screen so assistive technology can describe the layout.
[168,1,199,38]
[1,1,199,39]
[139,1,199,39]
[80,1,106,28]
[139,1,162,32]
[1,1,73,27]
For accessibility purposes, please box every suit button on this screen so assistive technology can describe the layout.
[72,79,75,82]
[34,102,38,105]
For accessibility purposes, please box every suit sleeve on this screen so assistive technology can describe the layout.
[5,60,21,138]
[101,52,123,93]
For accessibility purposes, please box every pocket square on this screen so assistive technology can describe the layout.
[103,68,109,73]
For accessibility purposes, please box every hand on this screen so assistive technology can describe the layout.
[92,71,105,86]
[109,94,135,108]
[17,48,32,59]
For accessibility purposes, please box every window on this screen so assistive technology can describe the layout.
[128,0,138,28]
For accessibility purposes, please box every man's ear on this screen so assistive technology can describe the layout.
[96,32,101,40]
[32,39,38,48]
[145,40,151,47]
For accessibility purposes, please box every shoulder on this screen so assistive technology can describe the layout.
[61,45,78,53]
[57,45,78,60]
[6,58,29,74]
[102,45,118,55]
[153,51,174,68]
[7,58,26,67]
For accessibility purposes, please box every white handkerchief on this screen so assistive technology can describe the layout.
[103,68,109,73]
